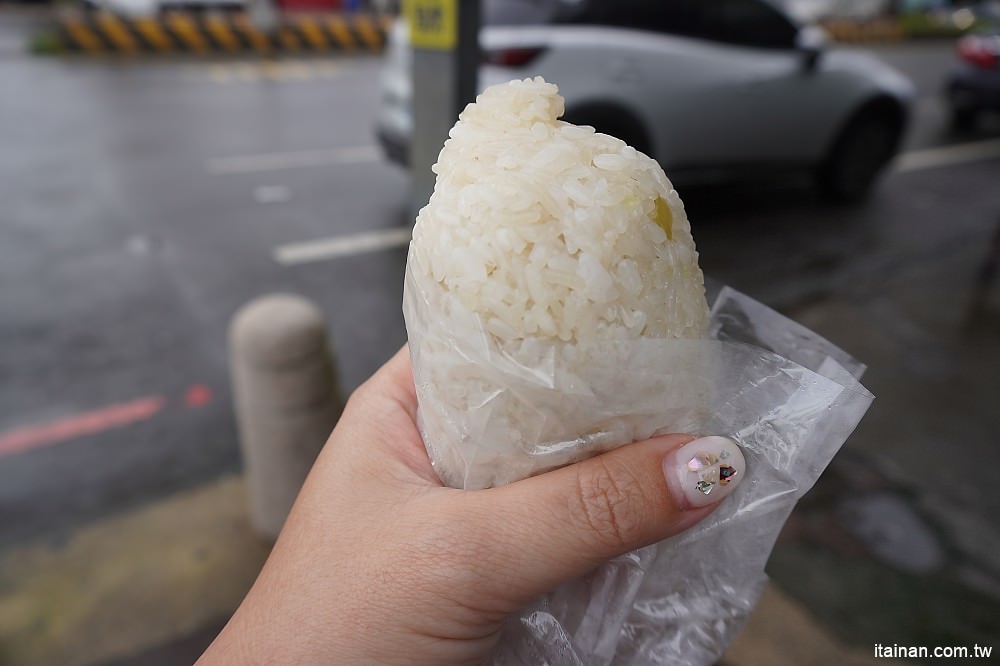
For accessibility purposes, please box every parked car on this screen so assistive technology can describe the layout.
[946,29,1000,130]
[376,0,915,201]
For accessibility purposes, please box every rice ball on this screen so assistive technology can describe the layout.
[403,77,711,488]
[409,76,709,345]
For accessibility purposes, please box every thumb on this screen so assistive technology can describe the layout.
[467,434,745,601]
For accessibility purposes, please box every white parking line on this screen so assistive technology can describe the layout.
[268,137,1000,266]
[274,226,411,266]
[214,134,1000,178]
[895,138,1000,173]
[206,145,380,175]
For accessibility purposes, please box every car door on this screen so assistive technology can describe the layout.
[595,0,827,170]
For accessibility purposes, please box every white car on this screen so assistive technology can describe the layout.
[376,0,915,201]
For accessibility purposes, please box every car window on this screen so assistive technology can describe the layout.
[576,0,798,50]
[702,0,799,49]
[484,0,619,27]
[591,0,703,38]
[484,0,573,26]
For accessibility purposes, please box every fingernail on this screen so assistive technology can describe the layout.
[665,436,746,508]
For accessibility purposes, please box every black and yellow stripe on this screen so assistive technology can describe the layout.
[53,11,392,55]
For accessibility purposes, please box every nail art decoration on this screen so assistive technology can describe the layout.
[667,436,747,508]
[686,452,718,472]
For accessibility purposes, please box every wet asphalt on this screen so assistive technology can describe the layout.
[1,15,998,662]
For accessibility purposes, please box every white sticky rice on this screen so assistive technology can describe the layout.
[404,76,712,488]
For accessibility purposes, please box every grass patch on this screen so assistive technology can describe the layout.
[899,13,991,39]
[29,31,62,55]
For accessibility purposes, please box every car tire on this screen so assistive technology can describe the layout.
[818,111,899,203]
[950,105,979,133]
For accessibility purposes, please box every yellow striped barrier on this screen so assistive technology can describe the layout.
[62,16,104,54]
[326,14,357,51]
[204,14,242,53]
[234,14,272,54]
[49,11,392,55]
[133,17,173,53]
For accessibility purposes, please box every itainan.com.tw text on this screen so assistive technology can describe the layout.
[874,643,993,659]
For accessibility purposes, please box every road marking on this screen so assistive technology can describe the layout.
[260,138,1000,267]
[210,134,1000,179]
[183,385,214,409]
[206,145,380,174]
[282,60,312,80]
[0,384,214,458]
[234,62,261,82]
[192,59,342,84]
[315,61,340,78]
[274,226,411,265]
[895,138,1000,172]
[0,396,166,458]
[209,64,232,84]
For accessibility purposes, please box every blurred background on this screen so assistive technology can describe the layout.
[1,0,998,664]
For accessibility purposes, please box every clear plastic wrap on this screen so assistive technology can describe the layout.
[403,260,874,665]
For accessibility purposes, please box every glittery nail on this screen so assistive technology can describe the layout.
[686,453,716,472]
[665,436,746,508]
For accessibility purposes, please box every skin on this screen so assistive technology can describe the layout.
[198,346,721,665]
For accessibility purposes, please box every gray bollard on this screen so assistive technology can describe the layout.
[228,294,343,541]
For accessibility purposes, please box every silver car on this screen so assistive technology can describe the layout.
[376,0,915,201]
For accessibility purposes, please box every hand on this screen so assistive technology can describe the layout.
[198,346,744,665]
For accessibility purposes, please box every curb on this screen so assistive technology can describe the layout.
[45,10,391,55]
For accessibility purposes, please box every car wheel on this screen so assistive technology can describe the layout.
[950,105,979,132]
[818,111,899,203]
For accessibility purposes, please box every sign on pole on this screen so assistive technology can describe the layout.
[406,0,458,50]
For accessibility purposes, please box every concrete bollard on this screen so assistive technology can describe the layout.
[228,294,343,541]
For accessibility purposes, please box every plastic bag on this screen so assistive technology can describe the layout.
[403,263,874,665]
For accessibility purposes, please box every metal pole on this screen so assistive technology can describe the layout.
[407,0,480,219]
[454,0,481,118]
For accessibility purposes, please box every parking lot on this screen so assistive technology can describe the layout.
[1,12,999,664]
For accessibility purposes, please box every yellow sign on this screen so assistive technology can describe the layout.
[405,0,457,50]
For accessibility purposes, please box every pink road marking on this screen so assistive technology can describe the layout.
[183,384,213,409]
[0,395,167,458]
